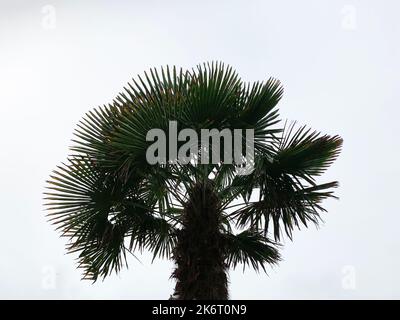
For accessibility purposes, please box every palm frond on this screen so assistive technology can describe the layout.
[44,156,176,280]
[230,123,342,240]
[273,122,343,182]
[224,230,281,272]
[127,208,177,261]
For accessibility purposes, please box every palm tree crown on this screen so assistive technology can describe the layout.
[45,62,342,299]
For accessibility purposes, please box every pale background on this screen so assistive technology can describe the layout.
[0,0,399,299]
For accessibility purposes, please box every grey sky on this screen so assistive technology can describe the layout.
[0,0,399,299]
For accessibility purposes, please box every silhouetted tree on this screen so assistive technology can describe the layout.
[45,62,342,299]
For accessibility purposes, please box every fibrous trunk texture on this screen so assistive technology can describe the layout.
[171,182,228,300]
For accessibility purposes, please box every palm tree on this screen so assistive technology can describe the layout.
[45,62,342,300]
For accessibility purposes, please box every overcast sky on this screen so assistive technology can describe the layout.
[0,0,399,299]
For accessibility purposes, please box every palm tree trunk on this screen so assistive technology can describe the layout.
[171,182,228,300]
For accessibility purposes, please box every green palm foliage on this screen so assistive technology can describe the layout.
[45,62,342,298]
